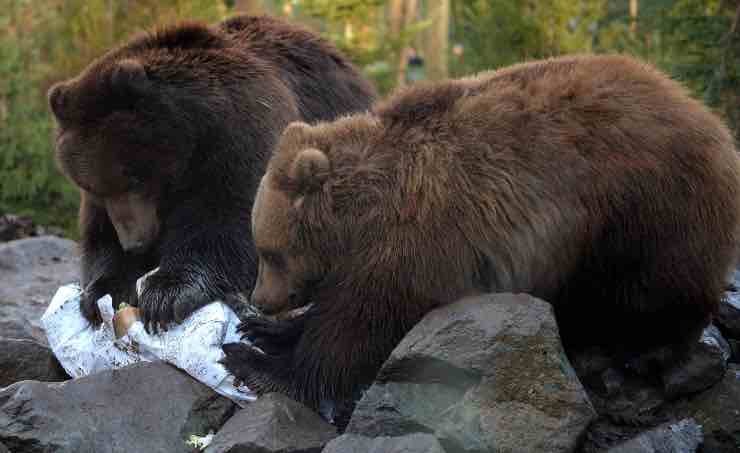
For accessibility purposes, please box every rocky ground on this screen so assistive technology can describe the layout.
[0,234,738,452]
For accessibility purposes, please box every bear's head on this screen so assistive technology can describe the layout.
[48,23,293,253]
[49,56,174,252]
[249,117,381,314]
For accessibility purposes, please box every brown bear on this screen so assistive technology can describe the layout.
[48,15,376,331]
[221,54,740,413]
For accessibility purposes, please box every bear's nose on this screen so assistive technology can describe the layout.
[249,289,266,312]
[123,241,148,254]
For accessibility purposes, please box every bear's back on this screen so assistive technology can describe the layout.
[371,54,738,201]
[357,54,740,303]
[218,15,376,122]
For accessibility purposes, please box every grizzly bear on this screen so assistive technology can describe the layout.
[48,15,376,331]
[221,54,740,412]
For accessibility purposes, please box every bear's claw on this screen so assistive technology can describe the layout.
[220,342,295,397]
[80,278,138,327]
[80,286,105,326]
[138,272,211,334]
[237,316,306,356]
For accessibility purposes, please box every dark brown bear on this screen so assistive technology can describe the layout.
[48,15,376,331]
[221,54,740,413]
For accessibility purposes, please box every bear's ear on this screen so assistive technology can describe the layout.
[289,148,330,195]
[110,59,151,98]
[283,122,312,139]
[47,82,68,120]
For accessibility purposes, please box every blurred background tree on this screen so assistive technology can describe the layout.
[1,0,738,237]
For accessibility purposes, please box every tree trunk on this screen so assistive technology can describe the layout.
[234,0,262,15]
[388,0,404,36]
[390,0,420,87]
[630,0,638,37]
[424,0,450,81]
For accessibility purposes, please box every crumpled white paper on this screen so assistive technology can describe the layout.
[41,271,256,407]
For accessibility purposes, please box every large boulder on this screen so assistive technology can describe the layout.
[347,293,596,453]
[0,236,79,344]
[0,214,35,243]
[0,337,68,388]
[575,327,734,452]
[321,433,446,453]
[0,362,235,453]
[720,271,740,339]
[604,418,703,453]
[681,364,740,452]
[661,324,730,398]
[204,393,336,453]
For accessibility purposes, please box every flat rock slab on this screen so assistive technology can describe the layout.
[0,361,235,453]
[720,269,740,339]
[661,324,730,398]
[682,364,740,452]
[605,418,703,453]
[347,293,596,453]
[0,236,79,344]
[729,339,740,363]
[0,337,68,388]
[205,393,336,453]
[321,433,446,453]
[0,214,35,243]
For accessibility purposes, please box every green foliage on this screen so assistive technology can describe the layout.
[290,0,428,94]
[450,0,606,76]
[0,0,228,236]
[3,0,740,236]
[48,0,228,80]
[595,0,740,135]
[0,0,77,233]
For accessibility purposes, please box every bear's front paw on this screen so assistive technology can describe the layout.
[138,273,210,333]
[221,342,295,397]
[237,316,306,355]
[80,283,107,326]
[80,278,138,326]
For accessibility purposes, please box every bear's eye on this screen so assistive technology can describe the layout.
[261,251,286,269]
[122,168,146,191]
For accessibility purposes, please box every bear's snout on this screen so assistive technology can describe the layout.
[250,286,287,315]
[104,193,160,254]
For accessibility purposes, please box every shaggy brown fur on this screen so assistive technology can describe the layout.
[222,54,740,412]
[48,15,375,331]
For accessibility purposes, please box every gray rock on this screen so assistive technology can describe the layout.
[0,337,68,388]
[0,440,8,453]
[569,347,628,398]
[0,214,35,243]
[0,236,79,344]
[597,368,626,397]
[720,269,740,338]
[683,364,740,452]
[322,433,446,453]
[569,347,615,380]
[719,293,740,339]
[0,361,235,453]
[729,339,740,363]
[205,393,336,453]
[661,324,730,397]
[605,418,703,453]
[347,293,596,453]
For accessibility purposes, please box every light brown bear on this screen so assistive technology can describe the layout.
[222,54,740,412]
